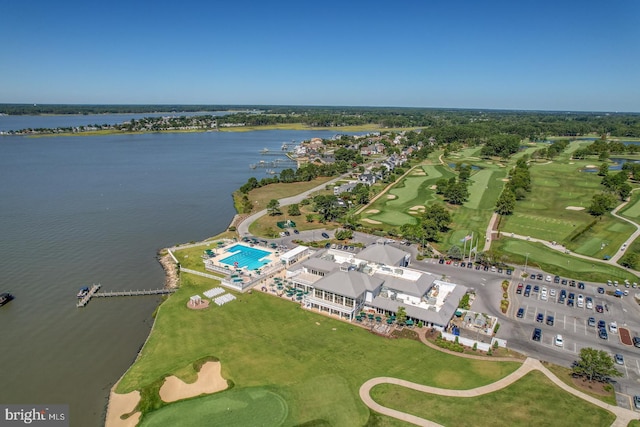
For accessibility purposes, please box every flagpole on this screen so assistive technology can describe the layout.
[462,234,468,260]
[468,232,474,262]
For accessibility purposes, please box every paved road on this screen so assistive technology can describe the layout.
[359,357,639,426]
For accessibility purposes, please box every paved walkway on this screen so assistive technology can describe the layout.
[359,356,639,426]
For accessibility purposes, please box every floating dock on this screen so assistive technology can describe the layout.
[76,284,176,307]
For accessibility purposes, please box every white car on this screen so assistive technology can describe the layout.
[586,297,593,309]
[549,288,556,297]
[610,322,618,334]
[555,334,564,347]
[541,287,548,301]
[577,294,584,308]
[545,275,551,282]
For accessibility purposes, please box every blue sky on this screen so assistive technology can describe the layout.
[1,0,639,111]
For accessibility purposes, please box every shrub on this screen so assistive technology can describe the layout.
[493,340,499,349]
[494,323,501,334]
[228,226,236,232]
[472,342,477,351]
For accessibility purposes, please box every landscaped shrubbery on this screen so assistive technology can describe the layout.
[434,334,464,353]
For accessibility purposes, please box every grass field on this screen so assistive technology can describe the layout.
[118,274,520,425]
[240,177,335,212]
[140,387,288,427]
[369,371,615,427]
[619,190,640,221]
[491,238,639,282]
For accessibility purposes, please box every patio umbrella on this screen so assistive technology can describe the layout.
[368,314,374,320]
[386,318,393,324]
[406,319,414,326]
[375,316,382,323]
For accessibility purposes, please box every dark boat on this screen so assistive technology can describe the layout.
[0,292,14,307]
[77,287,90,298]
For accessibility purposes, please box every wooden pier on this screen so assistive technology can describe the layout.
[76,285,176,307]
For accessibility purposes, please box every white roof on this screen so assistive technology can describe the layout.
[280,245,309,261]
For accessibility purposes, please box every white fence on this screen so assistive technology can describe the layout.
[441,332,491,352]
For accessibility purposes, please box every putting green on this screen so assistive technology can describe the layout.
[140,387,288,427]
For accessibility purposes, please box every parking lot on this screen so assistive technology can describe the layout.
[511,273,640,408]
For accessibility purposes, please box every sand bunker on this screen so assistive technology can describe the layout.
[362,218,382,224]
[365,209,380,214]
[565,206,585,211]
[160,361,228,403]
[412,171,426,176]
[501,178,510,182]
[386,194,397,199]
[585,165,597,168]
[429,185,437,190]
[410,205,426,210]
[105,388,141,427]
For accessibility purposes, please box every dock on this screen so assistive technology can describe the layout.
[76,285,176,307]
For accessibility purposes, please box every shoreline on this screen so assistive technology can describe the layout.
[105,213,243,425]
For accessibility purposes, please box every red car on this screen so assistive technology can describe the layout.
[516,283,523,294]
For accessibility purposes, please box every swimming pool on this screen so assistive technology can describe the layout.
[219,244,272,270]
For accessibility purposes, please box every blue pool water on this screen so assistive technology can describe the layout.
[220,244,271,270]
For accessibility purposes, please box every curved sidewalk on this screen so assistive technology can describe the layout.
[359,357,638,427]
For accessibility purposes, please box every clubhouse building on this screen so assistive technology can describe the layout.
[283,242,466,330]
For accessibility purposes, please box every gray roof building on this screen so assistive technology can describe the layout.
[313,270,384,299]
[358,244,409,267]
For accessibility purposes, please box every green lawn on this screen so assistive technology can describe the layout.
[619,190,640,221]
[369,371,615,427]
[140,387,288,427]
[491,238,639,282]
[118,274,520,425]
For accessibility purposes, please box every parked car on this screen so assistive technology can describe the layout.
[536,313,544,323]
[293,229,299,234]
[578,282,585,289]
[596,304,604,313]
[598,320,606,329]
[549,288,556,297]
[633,337,640,348]
[536,274,543,280]
[532,328,542,342]
[524,285,531,297]
[561,279,568,285]
[567,299,574,307]
[599,328,608,340]
[577,294,584,308]
[517,308,525,318]
[460,262,466,267]
[541,287,547,300]
[546,315,554,326]
[467,263,473,269]
[555,335,564,347]
[506,269,512,275]
[321,232,330,239]
[533,285,540,293]
[588,317,596,327]
[554,275,560,284]
[570,280,576,287]
[610,322,618,334]
[634,395,640,410]
[597,287,605,294]
[516,283,523,294]
[545,275,552,282]
[615,354,624,365]
[438,258,445,264]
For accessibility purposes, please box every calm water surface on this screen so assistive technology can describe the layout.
[0,126,345,426]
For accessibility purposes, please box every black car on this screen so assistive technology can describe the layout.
[536,274,543,280]
[578,282,585,289]
[533,285,540,293]
[532,328,542,342]
[568,292,575,300]
[483,266,489,271]
[633,337,640,348]
[467,263,473,269]
[546,315,554,326]
[597,287,605,294]
[293,229,299,234]
[560,289,567,298]
[536,313,544,323]
[321,232,330,239]
[599,328,608,340]
[598,320,606,329]
[439,258,445,264]
[506,269,512,275]
[634,395,640,410]
[567,299,574,307]
[561,279,567,285]
[554,276,560,284]
[570,280,576,287]
[475,264,481,270]
[460,262,466,267]
[517,308,525,318]
[284,230,290,236]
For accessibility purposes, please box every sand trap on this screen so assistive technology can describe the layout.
[105,387,141,427]
[410,205,425,210]
[362,218,382,224]
[501,178,509,182]
[365,209,380,214]
[386,194,397,199]
[585,165,597,168]
[160,361,228,403]
[565,206,585,211]
[412,171,426,176]
[429,185,437,190]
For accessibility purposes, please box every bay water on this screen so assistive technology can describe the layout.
[0,124,344,426]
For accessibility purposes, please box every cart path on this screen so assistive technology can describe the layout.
[359,357,638,427]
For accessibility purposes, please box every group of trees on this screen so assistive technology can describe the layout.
[588,168,632,217]
[435,164,473,206]
[480,134,521,159]
[531,139,570,160]
[495,158,531,215]
[399,204,452,244]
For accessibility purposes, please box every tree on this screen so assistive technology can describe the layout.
[287,204,301,216]
[588,193,616,216]
[396,306,407,325]
[495,189,516,215]
[335,229,353,240]
[618,182,632,201]
[313,194,341,222]
[305,213,314,223]
[266,199,281,216]
[448,245,462,260]
[444,181,469,205]
[572,347,621,382]
[598,163,609,176]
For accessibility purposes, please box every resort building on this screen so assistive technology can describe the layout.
[284,243,466,329]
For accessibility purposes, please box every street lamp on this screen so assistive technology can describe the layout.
[524,253,529,273]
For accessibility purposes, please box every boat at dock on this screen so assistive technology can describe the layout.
[0,292,14,307]
[77,286,90,298]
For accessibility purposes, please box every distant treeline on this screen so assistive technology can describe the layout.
[2,104,640,138]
